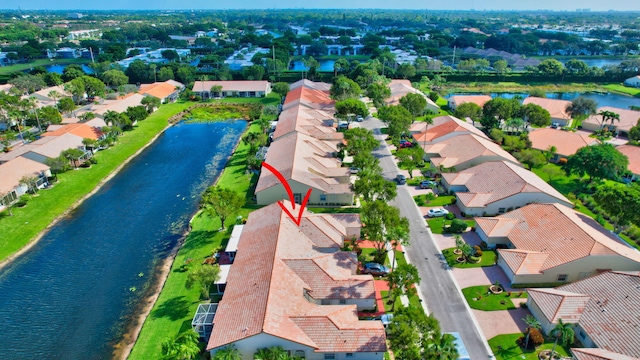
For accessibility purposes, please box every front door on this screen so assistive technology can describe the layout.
[293,193,302,204]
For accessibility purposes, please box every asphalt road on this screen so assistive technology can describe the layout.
[360,118,493,359]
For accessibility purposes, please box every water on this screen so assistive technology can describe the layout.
[289,59,336,72]
[46,64,95,74]
[0,120,247,360]
[446,92,640,110]
[558,59,623,68]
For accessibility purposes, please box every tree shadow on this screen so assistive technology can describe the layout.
[151,296,191,321]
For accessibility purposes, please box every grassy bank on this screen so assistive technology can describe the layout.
[128,121,262,360]
[0,101,194,263]
[441,81,604,95]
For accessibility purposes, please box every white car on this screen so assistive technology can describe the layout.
[427,208,449,217]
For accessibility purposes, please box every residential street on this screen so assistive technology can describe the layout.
[360,117,493,359]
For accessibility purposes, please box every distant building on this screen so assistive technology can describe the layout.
[623,75,640,88]
[191,80,271,99]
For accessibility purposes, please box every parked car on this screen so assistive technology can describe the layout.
[398,139,413,148]
[427,208,449,217]
[420,180,437,189]
[362,262,391,276]
[396,174,407,185]
[350,167,360,174]
[376,313,394,328]
[338,121,349,130]
[551,122,559,129]
[356,115,364,122]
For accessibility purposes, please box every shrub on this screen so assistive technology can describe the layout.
[473,245,482,256]
[449,219,468,233]
[14,198,28,208]
[558,157,568,165]
[468,255,481,263]
[445,212,456,220]
[450,197,457,205]
[480,241,488,250]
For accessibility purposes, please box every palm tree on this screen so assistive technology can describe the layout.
[253,346,294,360]
[522,314,542,349]
[385,217,410,271]
[597,110,620,130]
[62,148,85,169]
[161,330,201,360]
[48,90,61,109]
[550,319,575,359]
[213,345,242,360]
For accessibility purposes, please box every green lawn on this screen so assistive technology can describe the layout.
[0,101,194,263]
[413,194,455,207]
[129,122,262,360]
[602,83,640,97]
[442,248,497,268]
[462,285,528,311]
[426,218,475,234]
[489,333,571,360]
[0,58,91,75]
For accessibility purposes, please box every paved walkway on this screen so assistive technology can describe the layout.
[472,307,532,340]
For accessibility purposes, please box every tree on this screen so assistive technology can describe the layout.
[45,155,70,176]
[387,263,420,310]
[522,314,542,350]
[186,263,221,300]
[399,93,428,121]
[353,170,397,203]
[64,78,86,104]
[141,96,162,113]
[161,49,180,62]
[0,190,14,216]
[62,64,85,82]
[333,58,350,77]
[629,120,640,142]
[483,97,521,124]
[566,97,598,121]
[254,346,297,360]
[126,59,152,84]
[271,82,289,102]
[81,76,107,99]
[537,59,564,77]
[594,185,640,233]
[361,200,404,257]
[158,67,175,82]
[48,90,62,109]
[522,103,551,127]
[493,60,509,75]
[395,146,424,178]
[61,148,86,169]
[101,69,129,87]
[335,98,369,122]
[454,102,482,125]
[388,306,454,360]
[377,105,412,139]
[330,75,362,101]
[201,186,244,229]
[9,74,46,94]
[366,82,391,109]
[565,59,589,76]
[550,319,575,359]
[57,97,75,115]
[176,66,196,85]
[125,106,149,123]
[566,144,629,182]
[243,65,265,80]
[82,138,97,155]
[212,346,242,360]
[396,63,416,79]
[597,110,620,131]
[161,330,201,360]
[43,72,63,87]
[540,163,565,181]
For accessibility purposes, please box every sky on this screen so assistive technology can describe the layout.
[8,0,640,11]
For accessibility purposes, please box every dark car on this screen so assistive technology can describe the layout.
[396,174,407,185]
[362,262,391,276]
[398,140,413,148]
[420,180,437,189]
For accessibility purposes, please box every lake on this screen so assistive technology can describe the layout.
[446,92,640,110]
[46,64,95,74]
[0,120,246,359]
[289,59,336,72]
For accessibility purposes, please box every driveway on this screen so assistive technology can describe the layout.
[453,266,517,292]
[360,117,493,359]
[473,307,531,340]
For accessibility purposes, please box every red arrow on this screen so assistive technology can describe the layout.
[261,162,313,226]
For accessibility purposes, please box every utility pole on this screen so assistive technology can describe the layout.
[452,46,456,68]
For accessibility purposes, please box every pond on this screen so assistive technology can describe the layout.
[558,58,623,68]
[0,120,247,360]
[46,64,95,74]
[446,92,640,110]
[289,59,336,72]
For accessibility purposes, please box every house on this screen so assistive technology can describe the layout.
[522,97,573,127]
[283,86,336,115]
[29,85,71,105]
[22,133,91,165]
[87,93,146,119]
[273,104,343,142]
[192,80,271,99]
[527,271,640,359]
[623,75,640,87]
[581,106,640,136]
[441,161,572,216]
[138,80,184,103]
[385,80,439,114]
[616,145,640,180]
[0,156,51,208]
[41,123,104,141]
[289,79,332,93]
[255,132,353,206]
[447,95,492,112]
[206,203,385,360]
[528,128,600,161]
[475,203,640,285]
[421,133,520,171]
[412,115,486,145]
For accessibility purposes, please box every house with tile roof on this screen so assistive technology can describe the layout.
[0,156,51,208]
[447,95,492,111]
[283,86,336,115]
[41,123,104,141]
[442,161,573,216]
[616,145,640,179]
[527,271,640,359]
[206,202,385,360]
[138,80,184,103]
[412,115,487,145]
[581,107,640,136]
[475,203,640,285]
[523,97,573,127]
[289,79,332,93]
[385,80,439,114]
[528,128,600,161]
[85,93,146,119]
[420,133,520,171]
[255,132,353,206]
[273,104,343,142]
[192,80,271,99]
[21,133,91,165]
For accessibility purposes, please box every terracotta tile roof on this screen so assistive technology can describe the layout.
[385,80,438,109]
[138,81,179,100]
[523,97,572,120]
[41,123,103,140]
[476,204,640,274]
[422,133,519,169]
[583,107,640,133]
[274,104,343,141]
[32,85,70,101]
[529,128,600,156]
[28,133,86,159]
[255,132,351,195]
[527,288,590,323]
[284,86,335,109]
[572,347,639,360]
[412,115,486,143]
[206,203,386,353]
[448,95,492,108]
[0,156,50,193]
[442,161,571,208]
[289,79,332,92]
[91,93,145,116]
[616,145,640,175]
[191,80,270,93]
[530,272,640,358]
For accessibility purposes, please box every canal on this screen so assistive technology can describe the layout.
[446,92,640,110]
[0,120,247,359]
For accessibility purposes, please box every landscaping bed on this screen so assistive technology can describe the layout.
[414,194,455,207]
[489,333,571,360]
[426,218,475,234]
[442,247,497,268]
[462,285,528,311]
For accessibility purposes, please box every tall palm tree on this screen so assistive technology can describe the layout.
[597,110,620,130]
[522,314,542,349]
[213,345,242,360]
[550,318,575,358]
[48,90,61,109]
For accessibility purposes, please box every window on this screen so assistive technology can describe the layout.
[294,350,305,358]
[578,329,586,340]
[320,194,327,202]
[339,299,347,304]
[557,274,568,282]
[498,207,506,214]
[346,354,354,358]
[321,299,331,305]
[324,354,336,360]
